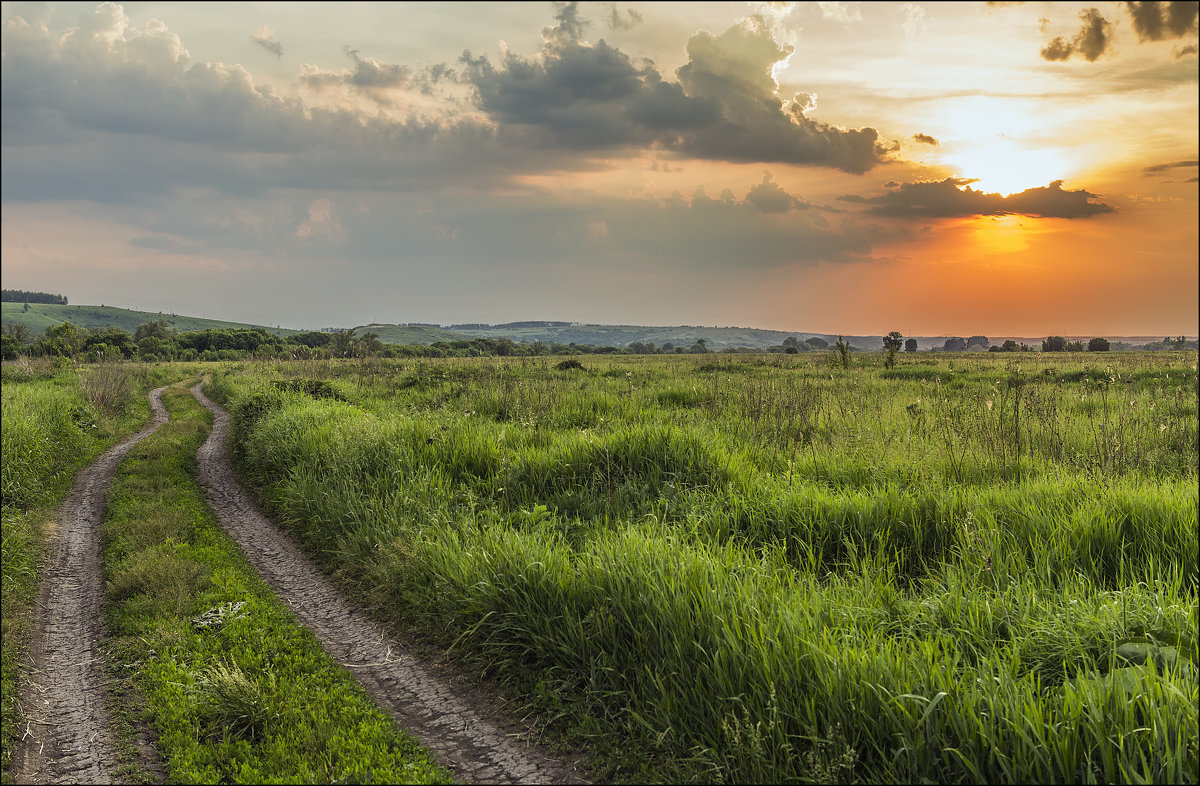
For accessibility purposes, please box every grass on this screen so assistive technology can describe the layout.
[0,357,155,781]
[98,383,451,784]
[207,350,1198,783]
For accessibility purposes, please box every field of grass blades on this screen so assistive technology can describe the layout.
[205,352,1199,784]
[99,383,450,784]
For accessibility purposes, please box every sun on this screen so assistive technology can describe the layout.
[925,96,1076,196]
[941,138,1072,196]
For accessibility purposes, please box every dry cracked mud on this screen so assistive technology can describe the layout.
[12,386,171,785]
[189,383,591,785]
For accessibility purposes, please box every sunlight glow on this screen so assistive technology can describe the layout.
[943,139,1072,196]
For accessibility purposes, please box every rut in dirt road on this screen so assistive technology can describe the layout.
[12,386,171,786]
[189,384,590,785]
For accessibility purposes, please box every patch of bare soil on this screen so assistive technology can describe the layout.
[12,387,171,785]
[189,384,591,785]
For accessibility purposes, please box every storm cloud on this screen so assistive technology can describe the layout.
[1041,8,1115,62]
[1125,1,1200,41]
[839,178,1115,218]
[460,7,894,173]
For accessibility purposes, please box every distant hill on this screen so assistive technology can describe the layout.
[0,303,302,337]
[2,302,1186,351]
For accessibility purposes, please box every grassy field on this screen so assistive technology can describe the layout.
[203,350,1198,783]
[99,384,450,783]
[0,358,164,776]
[0,303,303,338]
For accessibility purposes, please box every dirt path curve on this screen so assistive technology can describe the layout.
[190,384,590,785]
[12,386,171,785]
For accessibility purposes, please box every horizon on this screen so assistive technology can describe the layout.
[3,293,1194,343]
[2,2,1197,336]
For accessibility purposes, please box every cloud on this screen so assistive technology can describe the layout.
[250,25,282,58]
[839,177,1115,218]
[606,3,643,31]
[301,47,419,105]
[1143,159,1199,174]
[296,198,345,240]
[1124,1,1199,41]
[1173,42,1199,57]
[898,3,927,40]
[743,172,809,212]
[912,132,939,145]
[1041,8,1115,62]
[461,12,894,173]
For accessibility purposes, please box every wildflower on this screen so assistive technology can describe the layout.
[985,399,993,411]
[1160,424,1167,432]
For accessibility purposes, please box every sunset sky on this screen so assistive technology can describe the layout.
[2,1,1197,336]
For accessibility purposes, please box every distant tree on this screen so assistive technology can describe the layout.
[331,328,359,358]
[134,318,173,341]
[3,321,32,345]
[689,338,709,354]
[2,290,67,305]
[1,333,19,360]
[943,337,967,352]
[661,342,675,352]
[1064,340,1085,352]
[882,331,904,352]
[904,338,918,353]
[805,337,829,349]
[1042,335,1067,352]
[835,336,851,369]
[40,321,84,357]
[22,303,29,313]
[1087,337,1110,352]
[966,335,989,350]
[1000,339,1020,352]
[137,335,174,360]
[782,336,799,348]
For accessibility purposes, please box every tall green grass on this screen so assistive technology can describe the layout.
[209,351,1199,783]
[1,359,153,779]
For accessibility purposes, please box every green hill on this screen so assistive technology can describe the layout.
[1,303,302,337]
[354,323,477,345]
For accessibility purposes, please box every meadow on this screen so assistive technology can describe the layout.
[199,350,1198,783]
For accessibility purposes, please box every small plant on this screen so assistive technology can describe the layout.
[198,660,274,742]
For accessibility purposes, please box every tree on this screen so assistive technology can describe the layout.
[1065,340,1085,352]
[904,338,918,353]
[1001,339,1020,352]
[805,337,829,349]
[1087,337,1110,352]
[882,331,904,352]
[40,321,84,357]
[134,318,173,341]
[689,338,709,354]
[782,336,799,348]
[331,328,358,358]
[3,321,31,345]
[966,335,989,350]
[1042,335,1067,352]
[943,337,967,352]
[835,336,850,369]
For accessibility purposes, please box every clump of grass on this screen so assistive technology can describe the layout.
[80,363,135,417]
[197,660,275,742]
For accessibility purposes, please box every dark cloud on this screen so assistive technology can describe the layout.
[1041,8,1115,62]
[461,12,893,173]
[1173,42,1199,56]
[912,133,939,145]
[301,47,419,104]
[1143,159,1199,173]
[838,178,1115,219]
[743,172,809,213]
[606,3,643,31]
[1125,1,1199,41]
[250,25,282,58]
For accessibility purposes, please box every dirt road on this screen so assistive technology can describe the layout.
[189,384,589,785]
[12,386,171,785]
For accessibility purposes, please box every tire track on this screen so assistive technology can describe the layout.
[189,384,589,785]
[12,386,171,785]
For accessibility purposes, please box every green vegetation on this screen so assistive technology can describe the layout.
[1,290,67,305]
[0,302,301,339]
[206,350,1198,783]
[1,359,154,776]
[99,385,450,784]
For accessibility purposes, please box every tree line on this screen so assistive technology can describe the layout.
[2,289,68,305]
[2,318,1194,363]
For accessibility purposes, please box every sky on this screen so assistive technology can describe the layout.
[1,1,1197,336]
